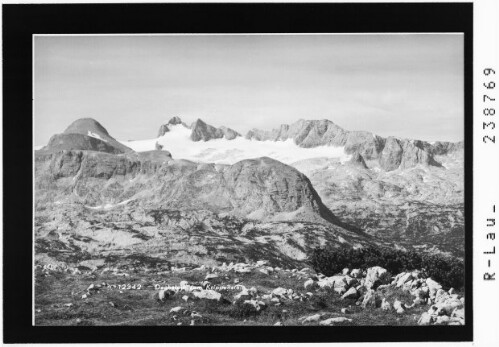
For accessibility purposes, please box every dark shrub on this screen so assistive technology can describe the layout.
[421,253,464,289]
[310,246,464,290]
[228,301,261,318]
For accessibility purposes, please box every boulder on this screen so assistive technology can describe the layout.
[158,289,174,302]
[345,277,358,287]
[233,288,252,302]
[304,279,317,290]
[319,317,353,325]
[334,285,348,295]
[376,284,390,291]
[433,297,463,316]
[365,267,391,290]
[350,269,362,278]
[235,267,251,274]
[205,273,219,280]
[361,289,380,308]
[418,312,434,325]
[192,289,222,301]
[341,287,359,300]
[381,298,392,311]
[300,314,322,323]
[243,299,266,312]
[318,275,350,289]
[426,278,442,298]
[451,308,464,321]
[411,287,429,300]
[191,311,202,319]
[272,287,288,297]
[393,300,405,314]
[170,306,182,313]
[435,316,450,325]
[413,298,426,306]
[396,272,413,288]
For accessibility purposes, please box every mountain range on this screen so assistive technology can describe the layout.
[35,116,464,267]
[125,117,462,172]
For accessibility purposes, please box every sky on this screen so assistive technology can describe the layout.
[34,34,464,145]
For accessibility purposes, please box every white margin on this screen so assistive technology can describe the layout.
[23,1,499,347]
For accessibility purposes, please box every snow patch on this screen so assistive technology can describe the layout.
[121,124,349,165]
[88,131,108,142]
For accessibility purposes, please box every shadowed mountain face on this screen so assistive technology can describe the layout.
[42,118,133,154]
[36,150,336,224]
[190,119,241,141]
[246,119,461,171]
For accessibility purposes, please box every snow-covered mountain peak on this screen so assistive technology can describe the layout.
[122,122,350,165]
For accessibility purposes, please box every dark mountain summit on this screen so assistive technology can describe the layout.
[63,117,112,137]
[41,118,133,154]
[190,118,240,141]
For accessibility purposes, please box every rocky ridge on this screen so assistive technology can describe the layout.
[157,117,241,141]
[190,118,241,141]
[36,149,339,224]
[292,152,464,257]
[246,119,461,171]
[37,117,385,268]
[157,116,189,137]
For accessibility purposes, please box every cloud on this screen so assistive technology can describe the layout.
[34,34,464,145]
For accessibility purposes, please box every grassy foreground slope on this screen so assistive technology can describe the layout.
[35,260,462,326]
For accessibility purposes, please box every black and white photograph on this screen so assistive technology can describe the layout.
[33,33,466,327]
[6,1,497,344]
